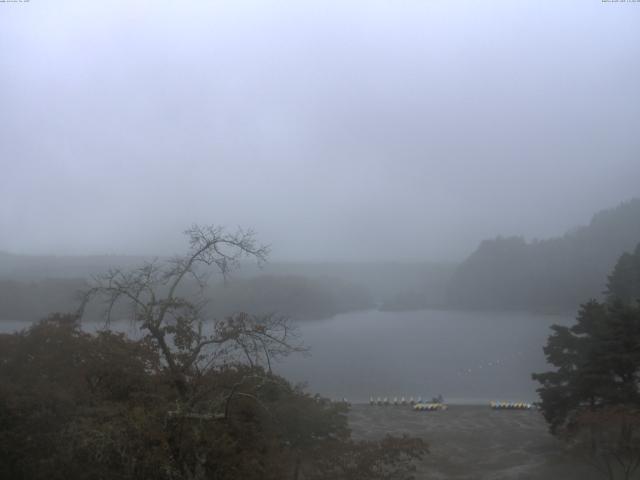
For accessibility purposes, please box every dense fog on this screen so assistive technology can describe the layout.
[2,1,639,261]
[2,2,640,480]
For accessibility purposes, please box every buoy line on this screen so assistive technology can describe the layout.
[368,396,425,406]
[489,401,533,410]
[414,402,448,411]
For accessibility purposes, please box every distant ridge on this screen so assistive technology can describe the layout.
[446,198,640,311]
[3,198,638,316]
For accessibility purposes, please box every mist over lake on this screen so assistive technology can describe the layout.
[2,2,639,478]
[0,308,572,404]
[276,309,573,403]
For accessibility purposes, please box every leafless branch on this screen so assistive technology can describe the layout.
[78,225,301,403]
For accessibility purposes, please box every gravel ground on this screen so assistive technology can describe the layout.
[348,404,601,480]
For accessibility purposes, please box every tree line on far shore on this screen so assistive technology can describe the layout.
[1,198,638,322]
[446,198,640,311]
[0,274,374,323]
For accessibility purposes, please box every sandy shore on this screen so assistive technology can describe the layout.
[348,404,600,480]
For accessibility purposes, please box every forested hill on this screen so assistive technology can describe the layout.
[446,199,640,311]
[0,274,374,323]
[0,253,451,321]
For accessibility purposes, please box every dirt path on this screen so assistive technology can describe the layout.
[348,405,601,480]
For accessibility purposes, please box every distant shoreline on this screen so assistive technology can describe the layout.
[0,305,577,328]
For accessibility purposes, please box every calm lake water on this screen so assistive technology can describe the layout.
[274,309,574,404]
[1,309,574,404]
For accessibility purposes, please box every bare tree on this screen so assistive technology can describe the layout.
[79,225,304,401]
[76,226,311,480]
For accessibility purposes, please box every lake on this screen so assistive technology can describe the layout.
[273,309,574,404]
[1,308,574,404]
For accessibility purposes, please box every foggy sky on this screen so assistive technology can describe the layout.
[1,0,639,261]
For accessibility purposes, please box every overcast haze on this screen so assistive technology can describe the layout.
[1,0,639,261]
